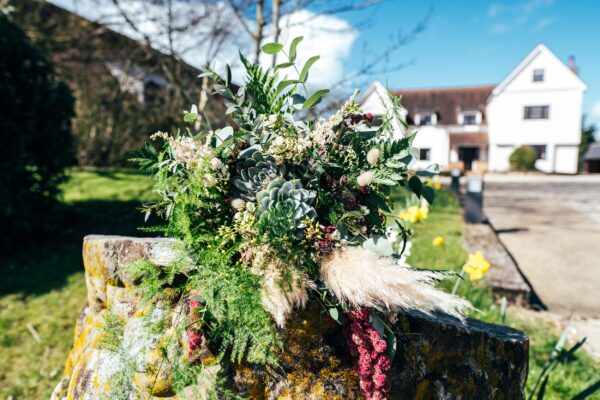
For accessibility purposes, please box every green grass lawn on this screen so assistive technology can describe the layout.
[0,168,155,399]
[0,171,597,399]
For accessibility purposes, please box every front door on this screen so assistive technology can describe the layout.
[458,147,480,171]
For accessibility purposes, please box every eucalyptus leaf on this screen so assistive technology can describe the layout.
[299,55,320,82]
[274,62,294,71]
[302,89,329,109]
[408,176,423,196]
[329,307,341,324]
[289,36,304,62]
[183,113,197,122]
[226,64,232,87]
[262,43,284,54]
[275,79,300,97]
[371,315,385,337]
[386,333,397,360]
[363,235,394,257]
[422,186,435,204]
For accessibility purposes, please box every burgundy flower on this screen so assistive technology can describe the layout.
[343,308,393,400]
[315,237,335,253]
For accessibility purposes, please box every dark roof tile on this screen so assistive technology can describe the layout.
[391,86,495,125]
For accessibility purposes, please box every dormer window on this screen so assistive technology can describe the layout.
[533,69,544,82]
[415,111,436,126]
[458,110,481,126]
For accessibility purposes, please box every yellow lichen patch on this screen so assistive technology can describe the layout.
[234,307,360,399]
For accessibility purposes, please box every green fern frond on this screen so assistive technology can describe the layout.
[240,53,293,115]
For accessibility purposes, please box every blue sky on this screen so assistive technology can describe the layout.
[343,0,600,126]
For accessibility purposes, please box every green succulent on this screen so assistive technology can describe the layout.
[233,149,282,201]
[256,178,317,236]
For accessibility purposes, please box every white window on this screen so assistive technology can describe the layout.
[415,112,436,126]
[459,110,481,126]
[533,69,544,82]
[419,148,431,161]
[524,105,549,120]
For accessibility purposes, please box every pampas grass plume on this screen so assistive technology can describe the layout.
[320,246,470,318]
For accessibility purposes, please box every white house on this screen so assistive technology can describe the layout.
[360,44,587,174]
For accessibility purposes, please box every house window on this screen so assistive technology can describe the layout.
[533,69,545,82]
[530,145,547,159]
[524,105,549,120]
[419,148,431,161]
[416,112,436,126]
[460,110,480,125]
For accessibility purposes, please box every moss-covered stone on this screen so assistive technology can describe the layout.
[52,235,529,400]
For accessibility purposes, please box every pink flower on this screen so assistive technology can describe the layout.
[373,338,387,354]
[373,369,388,389]
[343,308,392,400]
[376,355,392,371]
[360,379,374,393]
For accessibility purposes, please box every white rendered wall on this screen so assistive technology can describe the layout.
[412,126,449,169]
[488,45,586,174]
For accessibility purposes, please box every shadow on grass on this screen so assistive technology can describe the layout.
[0,199,158,297]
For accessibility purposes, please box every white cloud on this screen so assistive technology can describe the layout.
[486,0,555,34]
[521,0,554,14]
[268,10,358,88]
[49,0,357,89]
[534,17,557,31]
[490,23,511,35]
[488,3,506,17]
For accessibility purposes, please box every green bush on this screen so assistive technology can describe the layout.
[0,15,74,250]
[509,145,538,171]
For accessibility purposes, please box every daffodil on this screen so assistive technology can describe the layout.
[398,203,429,223]
[462,252,491,281]
[427,177,442,190]
[432,236,444,247]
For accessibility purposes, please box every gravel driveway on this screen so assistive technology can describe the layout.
[483,174,600,318]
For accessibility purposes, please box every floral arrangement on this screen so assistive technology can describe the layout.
[133,37,469,398]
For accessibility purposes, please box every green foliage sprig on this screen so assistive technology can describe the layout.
[132,36,443,393]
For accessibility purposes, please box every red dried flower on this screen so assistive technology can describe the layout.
[343,308,392,400]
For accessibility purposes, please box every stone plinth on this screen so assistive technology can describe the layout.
[52,235,528,399]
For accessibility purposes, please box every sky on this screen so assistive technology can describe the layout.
[51,0,599,127]
[341,0,600,126]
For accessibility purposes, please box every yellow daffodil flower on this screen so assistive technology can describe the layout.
[427,177,442,190]
[399,203,429,223]
[432,236,444,247]
[462,252,491,281]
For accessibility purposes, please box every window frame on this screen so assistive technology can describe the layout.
[532,69,545,82]
[419,148,431,161]
[415,111,436,126]
[459,110,480,126]
[523,105,549,120]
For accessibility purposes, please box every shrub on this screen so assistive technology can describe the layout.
[509,145,538,171]
[0,15,74,249]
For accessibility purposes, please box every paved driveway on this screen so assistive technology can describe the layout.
[483,174,600,318]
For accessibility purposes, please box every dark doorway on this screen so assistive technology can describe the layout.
[585,160,600,173]
[458,147,480,171]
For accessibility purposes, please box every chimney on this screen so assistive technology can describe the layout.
[567,55,579,75]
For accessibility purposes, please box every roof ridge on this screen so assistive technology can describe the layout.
[392,85,496,93]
